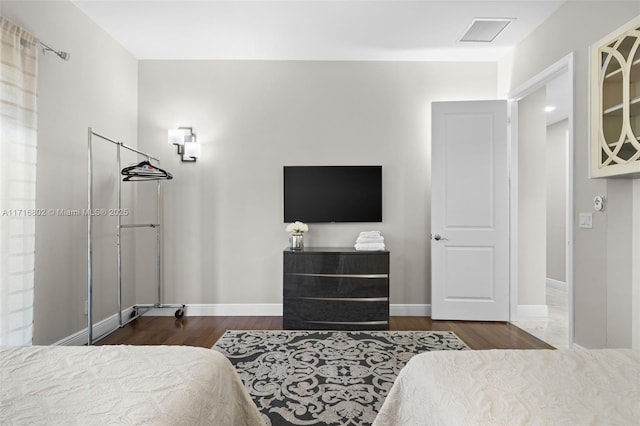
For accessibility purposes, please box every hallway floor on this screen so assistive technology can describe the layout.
[512,283,569,349]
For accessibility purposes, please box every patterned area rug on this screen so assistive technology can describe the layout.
[212,330,468,426]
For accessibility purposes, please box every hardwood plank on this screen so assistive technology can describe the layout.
[97,316,554,350]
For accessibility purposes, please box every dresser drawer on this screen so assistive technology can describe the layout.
[284,274,388,298]
[284,252,389,275]
[284,298,389,323]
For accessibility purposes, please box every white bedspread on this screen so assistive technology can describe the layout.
[0,345,264,425]
[373,349,640,426]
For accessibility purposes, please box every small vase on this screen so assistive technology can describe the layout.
[290,233,304,250]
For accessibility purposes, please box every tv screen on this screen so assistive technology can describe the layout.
[284,166,382,223]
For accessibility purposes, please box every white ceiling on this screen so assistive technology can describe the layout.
[72,0,566,61]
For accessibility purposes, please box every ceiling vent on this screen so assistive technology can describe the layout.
[460,18,514,43]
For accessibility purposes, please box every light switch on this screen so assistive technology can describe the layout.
[579,213,593,229]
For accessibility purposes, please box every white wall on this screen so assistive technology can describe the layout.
[499,1,640,348]
[137,60,497,307]
[2,1,138,344]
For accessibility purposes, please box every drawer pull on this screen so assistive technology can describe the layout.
[305,320,389,326]
[286,273,388,279]
[296,296,388,302]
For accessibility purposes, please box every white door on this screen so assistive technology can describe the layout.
[431,100,509,321]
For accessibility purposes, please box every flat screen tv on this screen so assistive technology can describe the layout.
[284,165,382,223]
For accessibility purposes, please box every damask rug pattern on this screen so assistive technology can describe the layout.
[212,330,468,426]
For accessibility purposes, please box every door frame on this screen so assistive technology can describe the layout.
[507,52,575,347]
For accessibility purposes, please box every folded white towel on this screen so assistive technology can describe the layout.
[355,242,385,248]
[356,236,385,244]
[354,242,386,251]
[358,231,381,238]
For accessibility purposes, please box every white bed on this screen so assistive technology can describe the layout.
[373,349,639,425]
[0,345,264,425]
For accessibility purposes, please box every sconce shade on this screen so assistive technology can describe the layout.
[183,140,202,160]
[168,128,189,145]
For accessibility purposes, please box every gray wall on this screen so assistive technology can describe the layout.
[547,119,568,283]
[499,1,640,348]
[606,180,633,347]
[2,1,139,344]
[136,61,497,307]
[518,87,547,306]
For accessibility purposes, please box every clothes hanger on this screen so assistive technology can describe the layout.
[121,160,173,181]
[121,160,163,176]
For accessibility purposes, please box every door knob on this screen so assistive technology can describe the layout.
[433,234,442,240]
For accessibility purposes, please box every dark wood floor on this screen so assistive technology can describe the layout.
[97,316,554,350]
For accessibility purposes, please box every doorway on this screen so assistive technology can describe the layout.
[508,54,574,348]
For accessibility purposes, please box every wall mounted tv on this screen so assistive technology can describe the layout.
[284,165,382,223]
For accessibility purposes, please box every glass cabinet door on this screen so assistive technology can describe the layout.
[591,16,640,178]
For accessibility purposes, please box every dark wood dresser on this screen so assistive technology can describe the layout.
[283,247,390,330]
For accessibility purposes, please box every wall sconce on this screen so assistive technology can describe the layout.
[168,127,201,162]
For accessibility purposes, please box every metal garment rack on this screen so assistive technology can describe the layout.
[87,128,185,345]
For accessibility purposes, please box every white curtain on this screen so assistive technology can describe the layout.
[0,17,38,345]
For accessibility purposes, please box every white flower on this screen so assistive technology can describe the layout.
[286,221,309,234]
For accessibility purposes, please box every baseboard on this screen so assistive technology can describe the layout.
[546,278,567,292]
[389,304,431,316]
[517,304,549,318]
[572,343,587,350]
[145,303,432,317]
[145,304,284,316]
[54,307,135,346]
[57,303,433,344]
